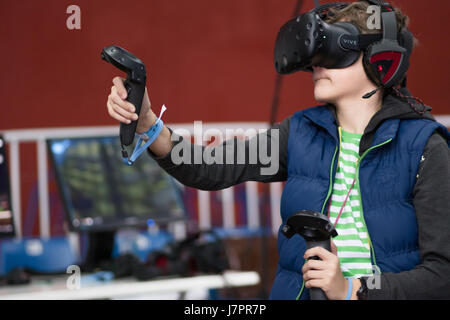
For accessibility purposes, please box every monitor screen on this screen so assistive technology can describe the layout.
[0,136,15,237]
[47,136,186,232]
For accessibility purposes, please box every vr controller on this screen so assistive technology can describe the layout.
[101,45,147,147]
[282,210,338,300]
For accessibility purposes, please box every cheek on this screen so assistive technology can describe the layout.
[313,59,370,101]
[330,67,368,92]
[314,76,342,93]
[344,60,371,86]
[313,74,358,101]
[313,79,339,101]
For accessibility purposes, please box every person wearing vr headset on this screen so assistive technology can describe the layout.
[106,0,450,299]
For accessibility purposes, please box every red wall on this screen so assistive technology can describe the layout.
[1,0,449,236]
[1,0,449,130]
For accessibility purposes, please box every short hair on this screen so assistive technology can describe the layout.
[324,1,418,49]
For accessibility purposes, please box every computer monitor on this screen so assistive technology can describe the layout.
[0,135,15,237]
[47,135,186,270]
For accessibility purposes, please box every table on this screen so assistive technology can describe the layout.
[0,270,260,300]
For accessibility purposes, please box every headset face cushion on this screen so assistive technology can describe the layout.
[274,10,363,74]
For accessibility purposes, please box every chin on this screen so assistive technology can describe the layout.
[314,85,336,103]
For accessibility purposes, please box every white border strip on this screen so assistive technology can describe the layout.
[9,140,22,238]
[435,115,450,127]
[245,181,260,229]
[197,190,211,230]
[1,126,119,142]
[2,116,446,141]
[37,139,50,239]
[222,187,235,228]
[269,182,283,235]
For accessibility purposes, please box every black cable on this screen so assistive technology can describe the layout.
[269,0,305,126]
[259,0,305,300]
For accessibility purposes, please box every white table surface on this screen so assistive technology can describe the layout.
[0,270,260,300]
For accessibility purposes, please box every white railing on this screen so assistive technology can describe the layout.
[2,116,449,239]
[1,122,283,239]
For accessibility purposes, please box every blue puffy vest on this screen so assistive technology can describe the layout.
[269,105,450,300]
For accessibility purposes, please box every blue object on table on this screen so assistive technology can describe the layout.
[0,236,78,275]
[111,229,174,262]
[80,271,115,286]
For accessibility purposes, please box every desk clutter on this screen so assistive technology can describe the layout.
[93,229,230,281]
[0,229,230,287]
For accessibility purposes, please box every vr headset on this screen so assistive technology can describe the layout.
[274,0,414,97]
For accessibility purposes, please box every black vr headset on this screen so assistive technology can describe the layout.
[274,0,414,98]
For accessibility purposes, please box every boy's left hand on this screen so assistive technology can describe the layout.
[302,241,349,300]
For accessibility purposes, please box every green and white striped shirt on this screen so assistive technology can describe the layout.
[329,127,373,278]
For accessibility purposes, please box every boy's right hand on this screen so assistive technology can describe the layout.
[106,76,156,133]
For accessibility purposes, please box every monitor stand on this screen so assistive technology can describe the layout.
[81,231,116,272]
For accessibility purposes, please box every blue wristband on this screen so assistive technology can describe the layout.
[345,278,353,300]
[122,105,167,166]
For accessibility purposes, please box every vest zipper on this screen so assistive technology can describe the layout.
[320,145,339,215]
[355,138,393,270]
